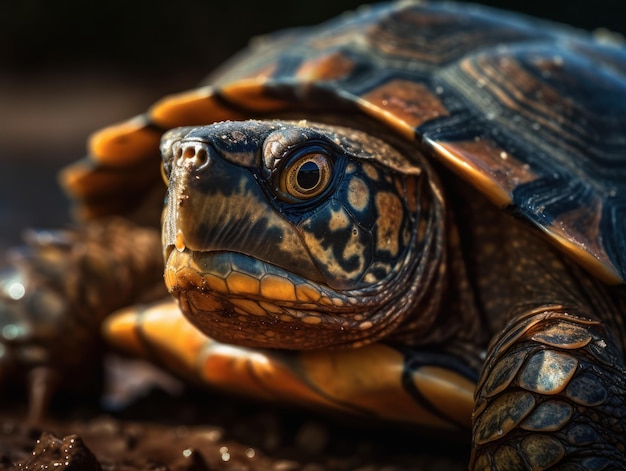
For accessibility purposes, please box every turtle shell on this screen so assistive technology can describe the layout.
[62,1,626,284]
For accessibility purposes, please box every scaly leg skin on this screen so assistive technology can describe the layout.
[0,218,164,421]
[471,307,626,470]
[105,299,477,432]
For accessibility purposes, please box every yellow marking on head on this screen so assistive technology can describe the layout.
[295,284,322,303]
[178,267,205,291]
[364,273,377,284]
[166,260,205,292]
[187,290,223,313]
[259,274,297,302]
[175,230,186,252]
[164,266,178,291]
[367,261,393,281]
[340,237,366,277]
[362,162,379,181]
[331,297,345,307]
[328,207,351,231]
[347,177,369,212]
[203,273,228,293]
[375,191,403,256]
[226,272,261,296]
[359,321,373,330]
[167,250,208,283]
[303,206,370,282]
[230,298,267,317]
[302,316,322,325]
[259,301,284,315]
[319,297,334,306]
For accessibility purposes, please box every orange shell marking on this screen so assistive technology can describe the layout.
[296,52,356,81]
[150,87,245,129]
[429,138,537,207]
[359,79,449,140]
[88,116,162,166]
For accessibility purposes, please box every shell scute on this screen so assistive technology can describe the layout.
[519,400,573,432]
[473,390,535,445]
[517,350,578,395]
[565,372,609,407]
[61,1,626,283]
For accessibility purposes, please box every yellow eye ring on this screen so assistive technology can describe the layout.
[279,152,332,200]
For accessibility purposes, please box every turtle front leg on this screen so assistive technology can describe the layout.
[471,307,626,470]
[0,218,164,420]
[105,300,477,430]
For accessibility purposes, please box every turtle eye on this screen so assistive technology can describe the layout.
[279,152,333,201]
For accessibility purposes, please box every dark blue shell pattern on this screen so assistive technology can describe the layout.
[67,1,626,284]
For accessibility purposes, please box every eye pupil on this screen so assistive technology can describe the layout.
[278,151,332,201]
[296,161,321,190]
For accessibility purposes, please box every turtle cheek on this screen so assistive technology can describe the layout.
[298,167,416,292]
[299,202,373,290]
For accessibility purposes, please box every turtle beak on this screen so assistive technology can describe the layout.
[160,126,326,286]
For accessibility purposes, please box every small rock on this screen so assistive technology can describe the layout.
[21,432,101,471]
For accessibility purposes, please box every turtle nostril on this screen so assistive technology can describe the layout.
[183,146,196,159]
[195,147,208,166]
[177,142,211,169]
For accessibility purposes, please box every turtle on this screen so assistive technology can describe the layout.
[1,1,626,469]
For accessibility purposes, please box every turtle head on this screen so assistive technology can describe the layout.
[160,120,440,349]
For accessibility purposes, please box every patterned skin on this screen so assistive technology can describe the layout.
[2,2,626,469]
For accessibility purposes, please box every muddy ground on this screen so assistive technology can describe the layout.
[0,355,469,470]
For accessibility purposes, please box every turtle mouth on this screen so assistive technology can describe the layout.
[164,246,374,349]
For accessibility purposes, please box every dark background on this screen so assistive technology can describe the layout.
[2,0,625,73]
[1,0,625,246]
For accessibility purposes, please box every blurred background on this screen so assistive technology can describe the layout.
[1,0,625,247]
